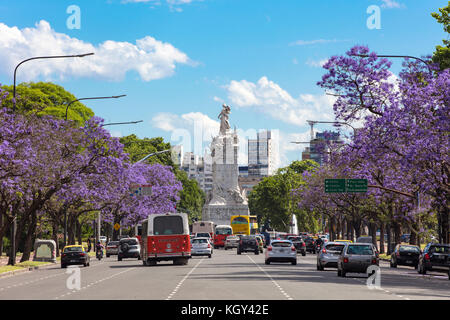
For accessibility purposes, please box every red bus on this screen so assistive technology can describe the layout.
[140,212,191,266]
[213,225,233,248]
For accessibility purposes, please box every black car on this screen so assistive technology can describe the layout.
[418,243,450,275]
[287,236,306,256]
[390,244,420,268]
[237,235,259,255]
[304,237,316,254]
[61,245,90,268]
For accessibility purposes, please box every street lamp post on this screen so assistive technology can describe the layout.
[101,120,143,127]
[12,53,94,113]
[8,52,94,266]
[65,95,126,121]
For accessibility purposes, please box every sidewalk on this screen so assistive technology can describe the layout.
[0,255,56,278]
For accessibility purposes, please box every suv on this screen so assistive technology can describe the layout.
[288,236,306,256]
[417,243,450,275]
[304,237,317,254]
[118,237,141,261]
[237,235,259,255]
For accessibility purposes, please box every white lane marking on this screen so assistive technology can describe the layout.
[55,266,136,299]
[247,255,293,300]
[166,258,204,300]
[0,260,105,292]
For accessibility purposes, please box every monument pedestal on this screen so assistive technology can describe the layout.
[202,204,250,226]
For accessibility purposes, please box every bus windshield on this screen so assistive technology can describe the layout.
[154,216,184,235]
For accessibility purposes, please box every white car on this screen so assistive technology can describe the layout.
[191,237,213,258]
[224,235,240,250]
[265,240,297,265]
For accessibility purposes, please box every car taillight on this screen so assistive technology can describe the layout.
[291,246,296,251]
[371,258,377,264]
[396,252,400,257]
[343,257,349,263]
[207,244,211,248]
[425,253,430,260]
[302,242,306,247]
[267,246,272,251]
[61,253,66,257]
[322,248,326,254]
[79,253,85,256]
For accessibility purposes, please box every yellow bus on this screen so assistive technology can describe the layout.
[230,215,259,235]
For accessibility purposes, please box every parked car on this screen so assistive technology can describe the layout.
[356,236,373,244]
[118,237,141,261]
[237,235,259,255]
[337,243,379,277]
[265,240,297,265]
[417,243,450,275]
[191,237,213,258]
[304,237,317,254]
[61,245,90,268]
[317,242,346,270]
[287,236,306,256]
[390,244,420,269]
[224,235,240,250]
[106,241,120,257]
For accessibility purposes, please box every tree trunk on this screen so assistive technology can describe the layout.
[20,212,38,262]
[393,221,401,245]
[370,223,378,251]
[379,222,385,254]
[52,221,60,257]
[441,206,449,244]
[409,222,417,245]
[77,220,82,245]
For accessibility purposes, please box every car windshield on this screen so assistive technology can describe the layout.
[325,244,345,252]
[192,239,208,244]
[227,236,238,240]
[429,246,450,254]
[120,239,138,245]
[347,245,373,255]
[242,236,256,241]
[272,242,291,247]
[64,247,83,253]
[288,237,302,241]
[196,233,210,238]
[107,241,119,246]
[399,246,419,253]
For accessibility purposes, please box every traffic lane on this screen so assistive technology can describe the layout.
[0,257,134,299]
[60,256,203,300]
[0,258,109,299]
[171,249,291,300]
[374,262,450,300]
[248,253,406,300]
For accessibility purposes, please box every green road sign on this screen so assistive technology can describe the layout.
[325,179,346,193]
[324,179,368,193]
[346,179,368,192]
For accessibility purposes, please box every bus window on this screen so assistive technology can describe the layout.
[154,216,184,235]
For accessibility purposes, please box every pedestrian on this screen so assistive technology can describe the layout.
[87,238,91,252]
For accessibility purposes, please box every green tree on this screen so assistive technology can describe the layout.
[431,2,450,70]
[119,134,205,221]
[248,160,319,232]
[1,82,94,125]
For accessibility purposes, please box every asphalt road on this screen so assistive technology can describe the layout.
[0,249,449,300]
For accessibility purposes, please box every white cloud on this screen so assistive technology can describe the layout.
[289,39,350,46]
[0,20,192,82]
[380,0,405,9]
[225,76,336,127]
[306,58,328,68]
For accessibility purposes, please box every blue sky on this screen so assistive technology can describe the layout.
[0,0,447,167]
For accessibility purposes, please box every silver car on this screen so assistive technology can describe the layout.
[106,241,119,257]
[337,243,379,277]
[118,237,141,261]
[191,237,213,258]
[265,240,297,265]
[317,242,346,270]
[224,235,240,250]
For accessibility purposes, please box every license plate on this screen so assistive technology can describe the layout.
[279,249,284,253]
[70,260,77,262]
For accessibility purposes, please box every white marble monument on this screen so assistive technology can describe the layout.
[202,104,250,225]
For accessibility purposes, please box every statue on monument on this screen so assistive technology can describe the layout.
[218,104,231,135]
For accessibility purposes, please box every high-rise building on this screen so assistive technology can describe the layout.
[180,151,213,194]
[248,130,276,176]
[302,131,342,165]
